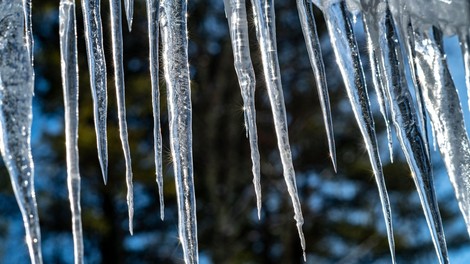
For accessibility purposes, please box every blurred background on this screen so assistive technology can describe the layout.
[0,0,469,263]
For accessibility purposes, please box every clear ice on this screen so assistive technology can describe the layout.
[296,0,337,171]
[0,1,42,263]
[108,0,134,235]
[224,0,262,219]
[124,0,134,31]
[160,0,199,262]
[146,0,165,220]
[59,0,84,262]
[250,0,307,260]
[318,1,396,261]
[80,0,108,184]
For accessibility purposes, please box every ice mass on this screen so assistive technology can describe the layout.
[0,0,469,263]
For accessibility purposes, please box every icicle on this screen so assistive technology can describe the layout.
[80,0,108,184]
[108,0,134,234]
[317,1,396,261]
[124,0,134,31]
[250,0,306,259]
[460,32,470,112]
[413,26,470,256]
[296,0,337,171]
[0,2,42,263]
[160,0,199,262]
[146,0,164,220]
[378,7,449,264]
[59,1,84,262]
[360,0,394,163]
[224,0,262,219]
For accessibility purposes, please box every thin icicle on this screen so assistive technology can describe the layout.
[0,2,42,263]
[108,0,134,234]
[318,1,396,262]
[59,1,84,262]
[80,0,108,184]
[296,0,337,171]
[360,0,394,163]
[379,7,448,264]
[413,27,469,259]
[224,0,262,219]
[146,0,164,220]
[460,32,470,112]
[250,0,306,259]
[160,0,199,262]
[124,0,134,31]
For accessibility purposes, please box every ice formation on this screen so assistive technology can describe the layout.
[1,0,470,263]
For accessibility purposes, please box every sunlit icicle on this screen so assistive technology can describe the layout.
[379,7,447,264]
[224,0,262,219]
[0,2,42,263]
[80,0,108,184]
[59,1,84,262]
[413,27,469,256]
[146,0,164,220]
[296,0,337,171]
[250,0,306,259]
[160,0,199,262]
[317,1,396,261]
[460,32,470,112]
[360,0,394,163]
[108,0,134,234]
[124,0,133,31]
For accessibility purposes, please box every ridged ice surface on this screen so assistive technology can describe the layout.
[0,1,42,263]
[412,27,469,261]
[59,1,84,263]
[317,1,396,261]
[80,0,108,184]
[224,0,262,219]
[108,0,134,235]
[250,0,306,259]
[160,0,199,262]
[146,0,164,220]
[296,0,337,170]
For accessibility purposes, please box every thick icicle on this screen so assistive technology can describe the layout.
[318,1,396,261]
[413,27,469,254]
[146,0,164,220]
[80,0,108,184]
[59,1,84,262]
[360,0,394,163]
[108,0,134,234]
[160,0,199,262]
[460,33,470,112]
[0,1,42,263]
[378,8,449,264]
[124,0,133,31]
[296,0,337,171]
[250,0,306,259]
[224,0,262,219]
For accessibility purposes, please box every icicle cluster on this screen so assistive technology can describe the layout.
[1,0,470,263]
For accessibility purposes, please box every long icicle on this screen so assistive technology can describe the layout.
[124,0,134,31]
[160,0,199,262]
[146,0,164,220]
[224,0,262,219]
[250,0,306,259]
[360,0,394,163]
[318,1,396,261]
[460,32,470,112]
[108,0,134,234]
[297,0,337,171]
[59,1,84,262]
[80,0,108,184]
[22,0,33,64]
[0,1,42,263]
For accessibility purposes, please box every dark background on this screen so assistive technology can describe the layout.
[0,0,469,263]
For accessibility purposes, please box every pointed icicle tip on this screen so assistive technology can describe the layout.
[101,166,108,185]
[125,0,134,32]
